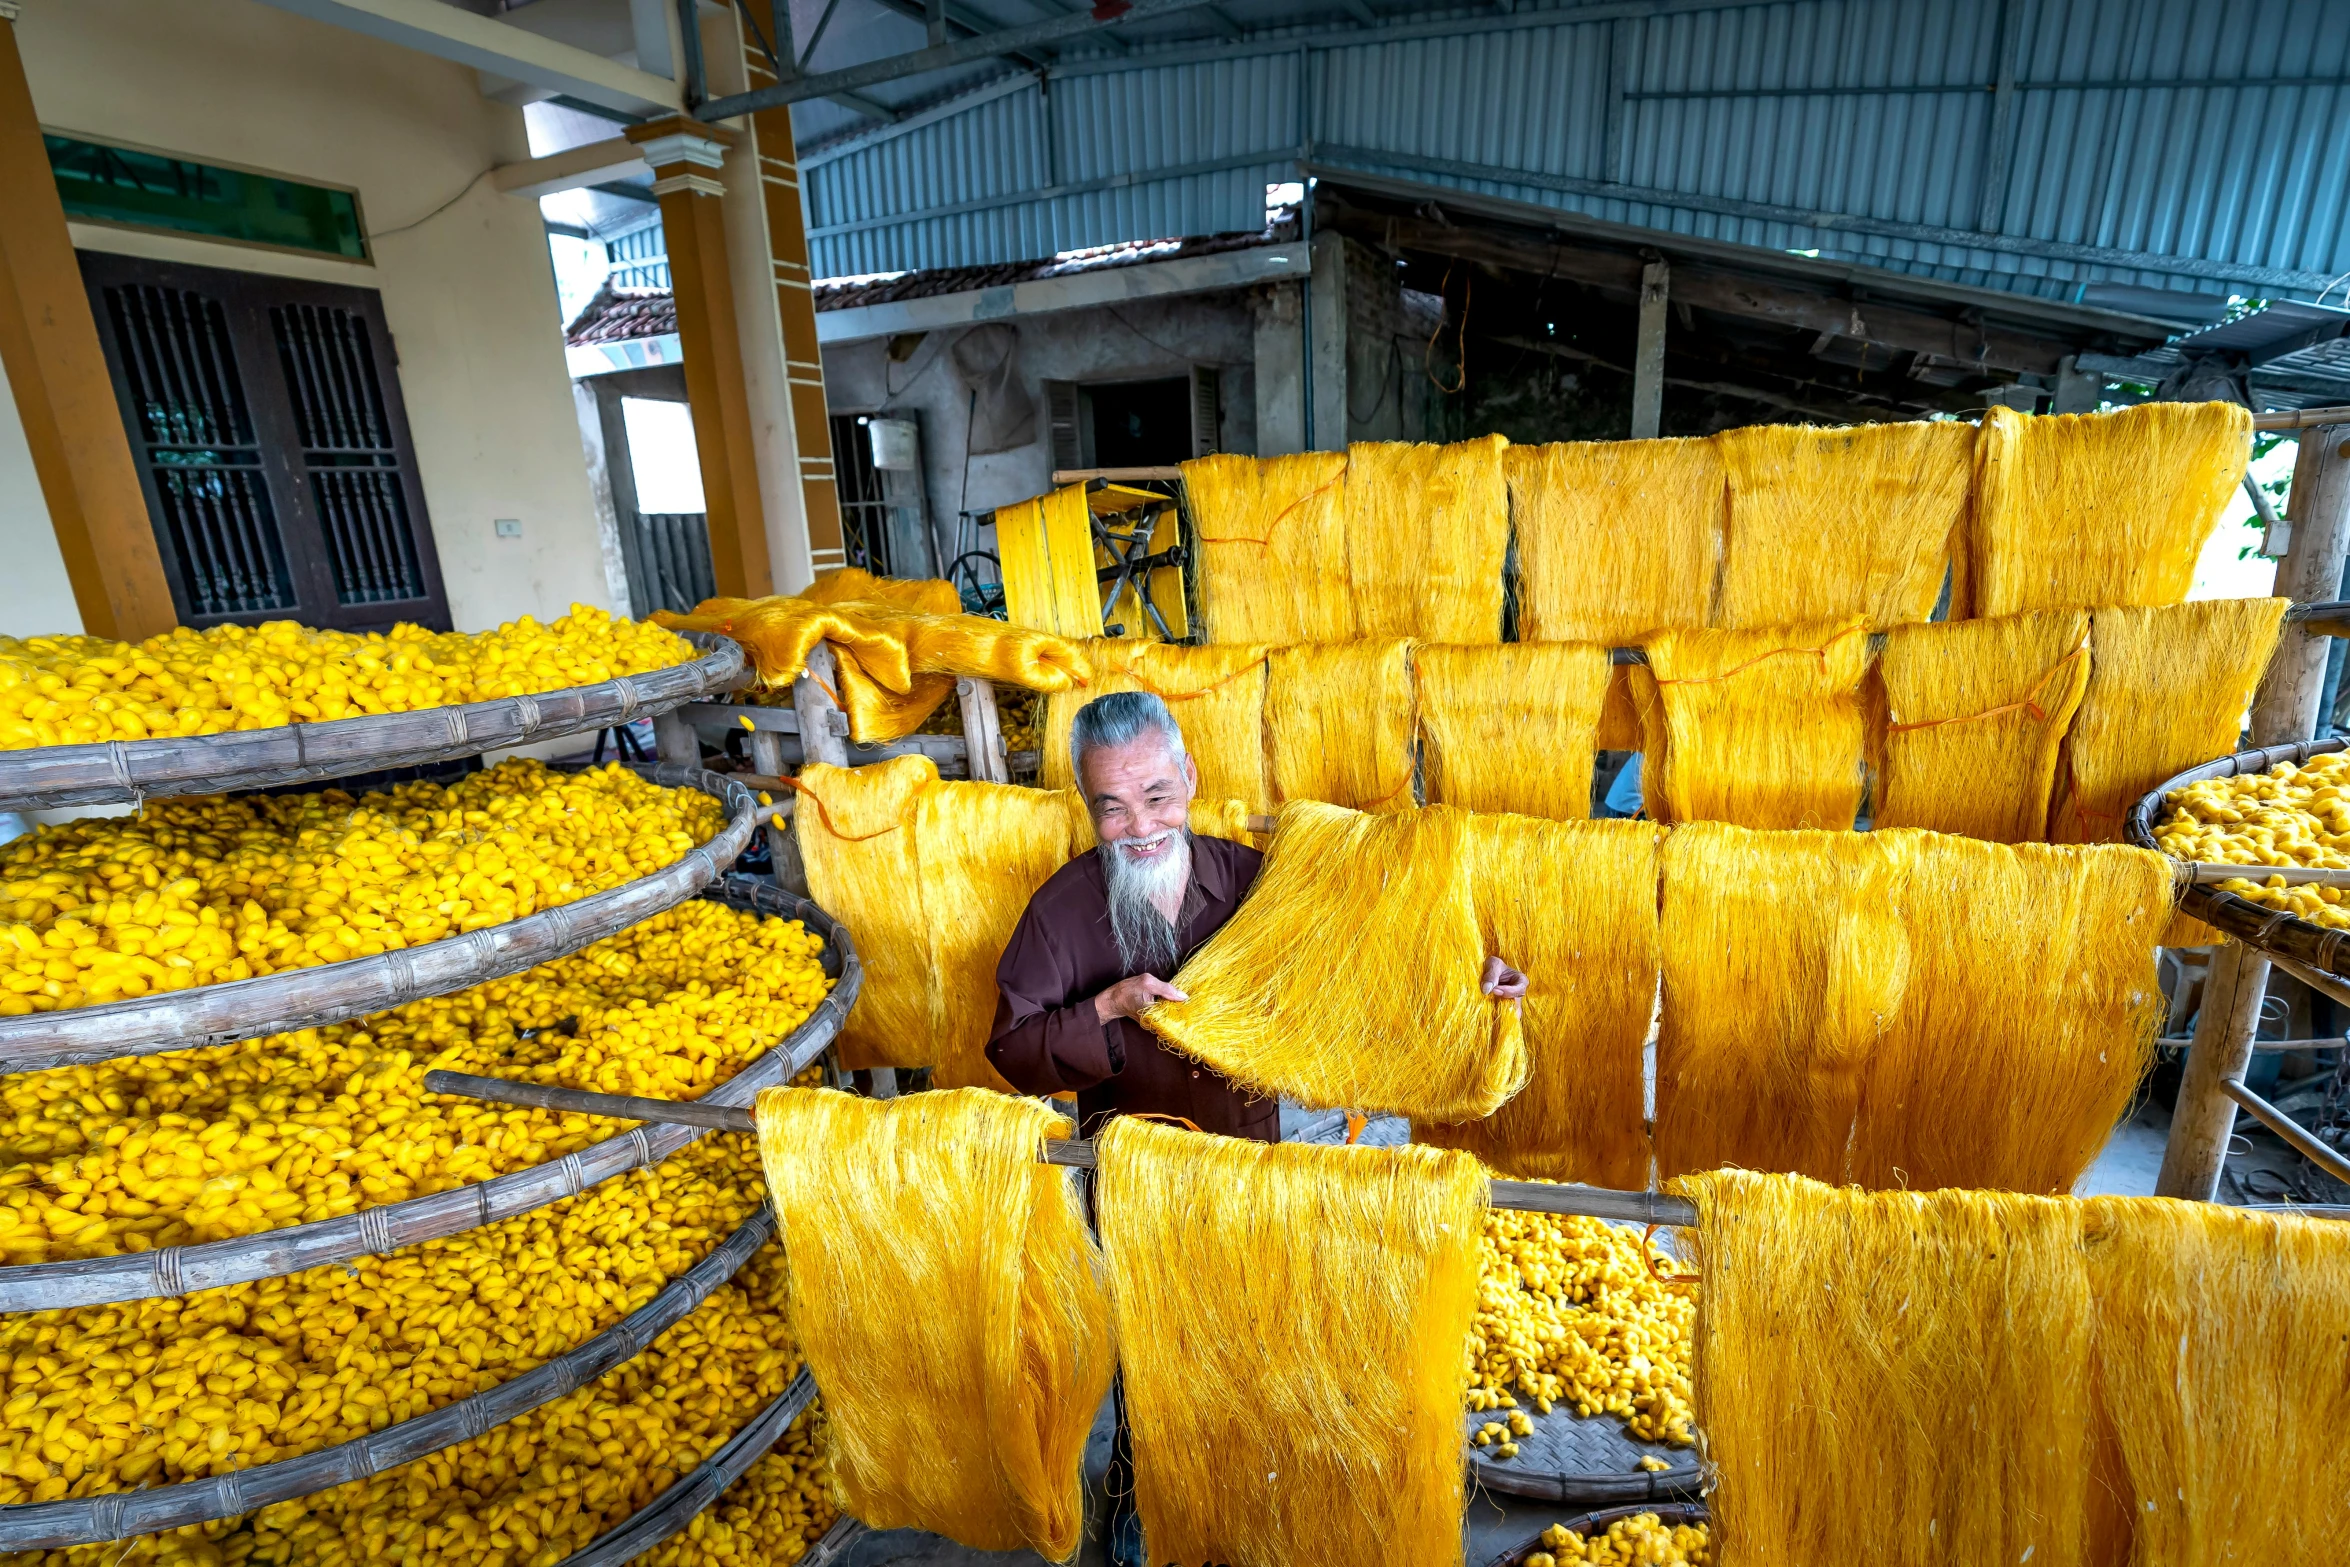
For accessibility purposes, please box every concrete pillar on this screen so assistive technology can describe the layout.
[626,116,774,599]
[1252,283,1304,457]
[1630,258,1669,439]
[0,3,175,639]
[1308,229,1347,452]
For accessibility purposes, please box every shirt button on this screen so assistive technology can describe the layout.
[1190,1069,1201,1079]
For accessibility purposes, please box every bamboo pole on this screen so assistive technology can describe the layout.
[2158,421,2350,1200]
[420,1070,1701,1226]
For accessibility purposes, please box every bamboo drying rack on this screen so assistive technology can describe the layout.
[0,1208,779,1548]
[0,762,771,1074]
[420,1071,1703,1229]
[2128,738,2350,1189]
[0,876,857,1312]
[0,633,747,813]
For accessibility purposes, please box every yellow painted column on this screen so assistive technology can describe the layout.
[0,1,175,640]
[625,115,774,599]
[739,43,846,573]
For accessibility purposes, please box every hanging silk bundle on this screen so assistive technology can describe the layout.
[797,566,962,616]
[1971,401,2253,616]
[997,484,1105,640]
[658,595,1092,697]
[1713,419,1972,630]
[1095,1118,1485,1567]
[1678,1172,2099,1567]
[1146,802,1528,1122]
[1875,609,2091,842]
[1265,639,1418,811]
[1652,823,1912,1181]
[832,655,960,743]
[1417,813,1661,1188]
[916,780,1074,1090]
[791,756,937,1070]
[1343,436,1511,643]
[1846,833,2169,1194]
[1507,437,1724,645]
[1183,451,1354,645]
[2082,1197,2350,1565]
[754,1087,1113,1560]
[1414,642,1612,820]
[1038,638,1272,812]
[2052,597,2286,844]
[1640,619,1869,829]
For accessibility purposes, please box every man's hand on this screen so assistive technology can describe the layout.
[1095,973,1188,1024]
[1482,955,1528,1001]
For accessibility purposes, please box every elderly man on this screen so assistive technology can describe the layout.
[987,690,1527,1140]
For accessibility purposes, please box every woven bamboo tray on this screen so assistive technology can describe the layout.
[553,1368,820,1567]
[0,762,763,1074]
[0,1205,780,1549]
[1485,1502,1710,1567]
[0,874,857,1311]
[2127,736,2350,979]
[0,631,747,812]
[1466,1404,1702,1507]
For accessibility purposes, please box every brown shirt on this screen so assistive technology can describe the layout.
[986,835,1278,1142]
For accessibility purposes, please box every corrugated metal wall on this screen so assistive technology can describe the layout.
[798,0,2350,304]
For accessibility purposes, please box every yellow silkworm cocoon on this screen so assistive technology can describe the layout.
[1096,1119,1487,1567]
[754,1087,1111,1562]
[1465,1205,1695,1449]
[1534,1514,1712,1566]
[0,900,828,1262]
[1149,802,1527,1123]
[2158,752,2350,927]
[0,758,725,1017]
[0,604,692,751]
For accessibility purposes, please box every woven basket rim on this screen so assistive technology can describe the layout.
[0,1205,783,1548]
[0,875,858,1311]
[550,1370,819,1567]
[0,761,763,1073]
[2128,735,2350,979]
[0,632,747,813]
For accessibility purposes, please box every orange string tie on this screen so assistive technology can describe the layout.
[771,775,909,842]
[1641,1222,1702,1287]
[1125,1112,1205,1133]
[1344,1114,1368,1146]
[1206,466,1350,550]
[1647,624,1866,688]
[1885,641,2089,736]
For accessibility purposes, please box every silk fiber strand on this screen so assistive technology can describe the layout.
[797,567,962,616]
[1415,643,1611,820]
[1418,814,1661,1188]
[915,780,1074,1091]
[1678,1172,2097,1567]
[1096,1118,1485,1567]
[1653,823,1910,1182]
[1182,451,1353,644]
[1875,609,2091,842]
[1848,833,2170,1194]
[658,595,1092,695]
[2052,597,2286,844]
[1508,437,1724,645]
[1344,436,1511,642]
[998,485,1105,640]
[792,756,936,1071]
[1039,638,1272,812]
[1640,620,1869,830]
[1146,801,1528,1122]
[1265,639,1417,811]
[754,1087,1112,1561]
[1971,401,2253,616]
[1714,420,1972,630]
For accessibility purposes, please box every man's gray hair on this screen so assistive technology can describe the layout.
[1069,690,1187,782]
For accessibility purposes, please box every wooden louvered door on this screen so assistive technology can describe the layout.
[79,252,449,633]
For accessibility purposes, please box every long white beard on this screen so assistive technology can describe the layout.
[1103,828,1192,975]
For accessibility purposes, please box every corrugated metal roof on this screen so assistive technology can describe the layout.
[791,0,2350,309]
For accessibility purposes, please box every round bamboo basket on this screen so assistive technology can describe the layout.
[1484,1502,1710,1567]
[0,874,858,1311]
[551,1369,821,1567]
[1466,1403,1703,1507]
[2127,735,2350,979]
[0,1207,782,1549]
[0,631,747,812]
[0,761,766,1074]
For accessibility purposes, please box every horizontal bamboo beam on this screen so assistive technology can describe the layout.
[422,1071,1701,1226]
[2254,406,2350,431]
[2220,1075,2350,1185]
